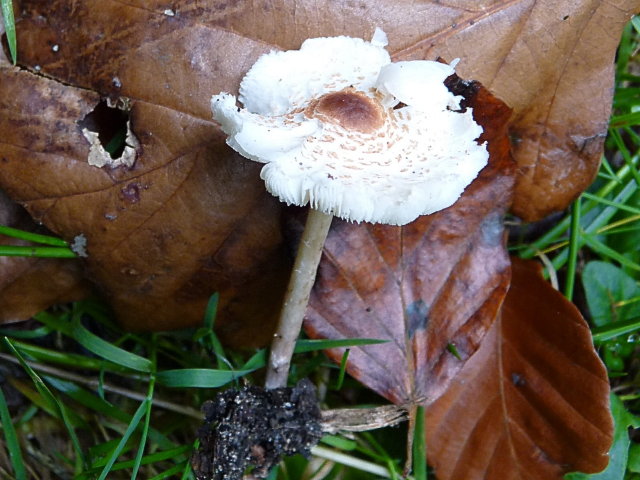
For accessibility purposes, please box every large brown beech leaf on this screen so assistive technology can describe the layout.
[304,78,514,404]
[0,63,288,344]
[425,258,613,479]
[0,0,637,334]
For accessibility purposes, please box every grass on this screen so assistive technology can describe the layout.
[1,0,17,65]
[0,16,639,480]
[0,298,403,479]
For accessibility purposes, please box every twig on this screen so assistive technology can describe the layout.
[320,404,407,434]
[310,446,393,478]
[536,251,559,291]
[0,352,202,419]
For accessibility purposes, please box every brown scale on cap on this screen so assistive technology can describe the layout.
[306,88,385,134]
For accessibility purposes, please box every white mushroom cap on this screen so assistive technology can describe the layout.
[239,29,391,116]
[212,31,489,226]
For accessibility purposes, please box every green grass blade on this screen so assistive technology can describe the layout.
[0,225,69,246]
[609,129,640,186]
[581,234,640,272]
[564,199,581,300]
[333,349,350,390]
[520,155,639,259]
[321,435,358,451]
[0,245,76,257]
[4,337,87,468]
[131,335,157,479]
[156,367,255,388]
[97,400,148,480]
[78,446,190,478]
[44,376,131,423]
[1,0,16,64]
[15,404,37,426]
[242,349,267,370]
[0,386,27,480]
[131,396,153,479]
[615,22,633,78]
[0,324,52,339]
[294,338,387,353]
[610,111,640,128]
[0,339,132,373]
[194,292,229,370]
[71,316,152,372]
[4,338,68,414]
[412,406,427,480]
[32,310,73,335]
[581,192,640,216]
[7,378,60,418]
[181,441,198,480]
[592,317,640,343]
[202,293,219,330]
[551,179,638,271]
[44,376,176,451]
[59,398,85,473]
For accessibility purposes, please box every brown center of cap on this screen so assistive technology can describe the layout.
[310,89,384,133]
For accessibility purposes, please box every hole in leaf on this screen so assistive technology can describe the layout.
[79,100,130,159]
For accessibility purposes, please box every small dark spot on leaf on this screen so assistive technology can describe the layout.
[480,212,503,246]
[509,132,522,145]
[511,373,526,387]
[406,299,430,338]
[120,183,142,204]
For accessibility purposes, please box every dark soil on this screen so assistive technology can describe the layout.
[192,379,323,480]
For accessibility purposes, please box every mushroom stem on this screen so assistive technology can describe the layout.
[265,209,334,389]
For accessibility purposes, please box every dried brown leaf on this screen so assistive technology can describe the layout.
[0,60,288,345]
[425,257,613,479]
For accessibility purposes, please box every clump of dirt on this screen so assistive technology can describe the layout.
[192,379,323,480]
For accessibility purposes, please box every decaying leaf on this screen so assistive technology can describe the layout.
[425,258,613,479]
[304,77,514,404]
[0,0,637,335]
[0,191,89,323]
[0,61,289,345]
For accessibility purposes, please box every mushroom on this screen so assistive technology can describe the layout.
[211,29,489,389]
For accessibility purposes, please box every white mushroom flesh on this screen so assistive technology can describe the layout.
[211,30,489,226]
